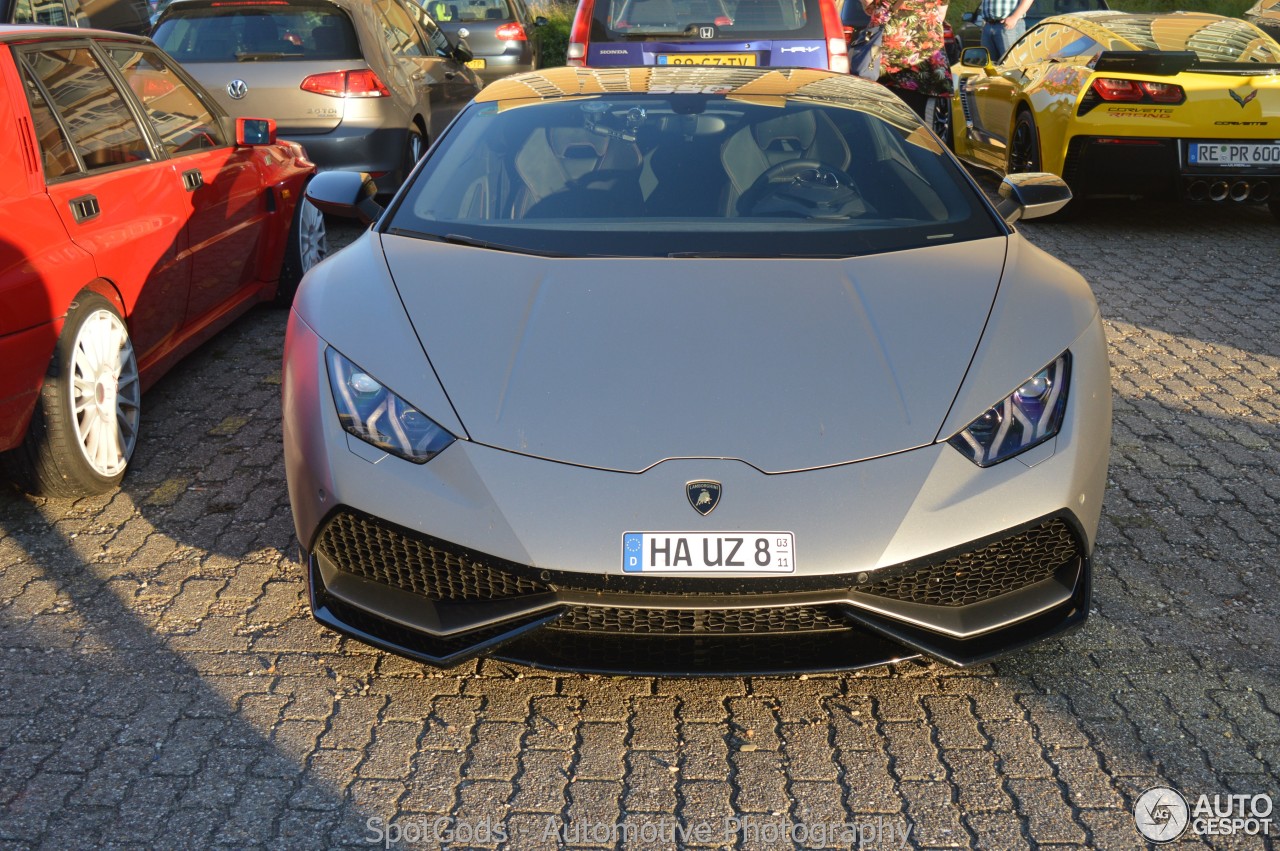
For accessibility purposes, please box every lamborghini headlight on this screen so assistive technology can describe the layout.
[948,352,1070,467]
[325,348,455,463]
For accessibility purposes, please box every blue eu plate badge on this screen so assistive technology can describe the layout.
[623,533,643,572]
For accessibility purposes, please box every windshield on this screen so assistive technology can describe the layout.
[429,0,515,23]
[591,0,822,39]
[153,6,361,62]
[386,91,1003,258]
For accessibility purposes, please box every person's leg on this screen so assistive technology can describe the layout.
[980,23,1003,60]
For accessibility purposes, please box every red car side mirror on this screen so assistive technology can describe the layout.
[236,117,277,147]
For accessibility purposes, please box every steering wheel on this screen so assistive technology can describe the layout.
[738,159,862,218]
[761,159,848,187]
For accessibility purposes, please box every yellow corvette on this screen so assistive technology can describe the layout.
[946,11,1280,218]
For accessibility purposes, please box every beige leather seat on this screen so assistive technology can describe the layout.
[719,109,852,213]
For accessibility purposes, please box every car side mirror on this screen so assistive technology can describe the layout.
[305,171,383,226]
[960,46,992,68]
[453,37,474,63]
[236,117,276,146]
[534,15,547,25]
[997,173,1072,224]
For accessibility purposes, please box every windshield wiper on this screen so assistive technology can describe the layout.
[385,230,572,257]
[667,251,852,258]
[235,52,301,61]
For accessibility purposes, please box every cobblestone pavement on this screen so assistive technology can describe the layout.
[2,199,1278,851]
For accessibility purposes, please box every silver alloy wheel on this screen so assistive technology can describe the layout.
[932,96,952,150]
[296,199,329,274]
[409,130,425,164]
[70,308,140,478]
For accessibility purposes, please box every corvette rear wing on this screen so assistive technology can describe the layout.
[1090,49,1280,76]
[1089,50,1196,75]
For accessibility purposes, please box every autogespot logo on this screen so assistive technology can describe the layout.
[1135,787,1275,841]
[1134,787,1189,843]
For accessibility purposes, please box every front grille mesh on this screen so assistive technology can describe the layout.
[858,519,1077,607]
[316,510,1079,612]
[552,605,852,635]
[315,511,546,601]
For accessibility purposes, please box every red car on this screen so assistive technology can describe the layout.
[0,26,324,496]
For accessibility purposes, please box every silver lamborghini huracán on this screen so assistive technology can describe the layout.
[281,67,1112,675]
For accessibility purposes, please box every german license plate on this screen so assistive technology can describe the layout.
[1188,141,1280,166]
[465,58,487,69]
[623,532,795,573]
[657,53,757,66]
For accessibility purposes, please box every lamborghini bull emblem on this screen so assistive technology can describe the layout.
[1230,87,1258,109]
[686,481,721,515]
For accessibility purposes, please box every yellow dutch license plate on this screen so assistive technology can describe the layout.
[657,53,757,66]
[465,58,487,69]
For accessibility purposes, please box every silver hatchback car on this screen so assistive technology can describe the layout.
[153,0,480,194]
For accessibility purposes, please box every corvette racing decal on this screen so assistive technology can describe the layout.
[1105,107,1175,119]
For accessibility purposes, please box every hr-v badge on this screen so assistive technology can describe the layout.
[686,481,721,515]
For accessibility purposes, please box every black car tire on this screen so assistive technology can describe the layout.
[1007,109,1042,174]
[1,293,140,496]
[276,191,328,306]
[1007,109,1081,220]
[403,126,426,185]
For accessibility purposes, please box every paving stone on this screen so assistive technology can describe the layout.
[559,721,619,787]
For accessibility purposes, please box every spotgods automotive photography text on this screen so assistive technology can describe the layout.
[365,814,912,848]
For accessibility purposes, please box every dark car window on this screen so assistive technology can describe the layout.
[377,0,429,58]
[19,66,80,179]
[591,0,824,40]
[388,91,1002,257]
[13,0,75,25]
[21,47,153,171]
[1051,29,1100,61]
[450,0,514,23]
[153,7,362,62]
[1005,22,1095,64]
[408,4,455,55]
[104,46,226,155]
[1036,0,1106,13]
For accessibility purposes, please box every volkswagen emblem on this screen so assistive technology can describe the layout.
[699,25,715,38]
[686,481,721,515]
[227,79,249,100]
